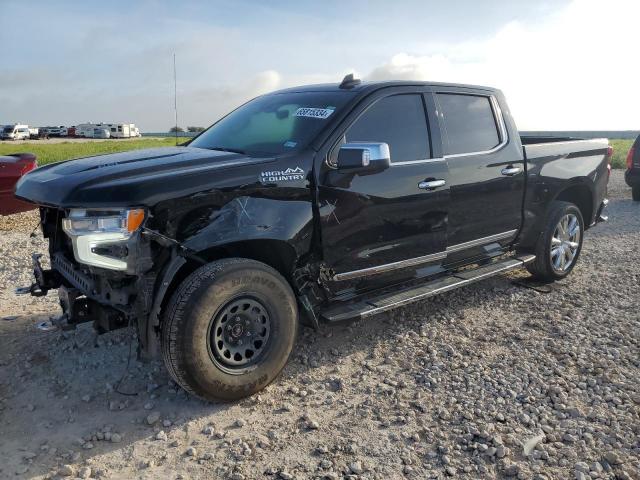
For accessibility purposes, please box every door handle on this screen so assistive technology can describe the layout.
[418,179,446,190]
[501,166,522,176]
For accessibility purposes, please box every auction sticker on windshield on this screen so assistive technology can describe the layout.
[294,107,335,119]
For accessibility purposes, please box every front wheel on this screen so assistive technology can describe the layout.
[161,258,298,402]
[632,186,640,201]
[526,201,584,281]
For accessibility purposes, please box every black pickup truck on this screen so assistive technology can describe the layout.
[16,76,610,401]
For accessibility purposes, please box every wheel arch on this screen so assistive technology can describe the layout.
[517,179,594,252]
[162,239,299,312]
[553,183,593,228]
[144,239,301,358]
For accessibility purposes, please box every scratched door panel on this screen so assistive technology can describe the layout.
[318,160,449,275]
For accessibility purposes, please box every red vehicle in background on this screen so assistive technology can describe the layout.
[624,133,640,201]
[67,126,76,137]
[0,153,38,215]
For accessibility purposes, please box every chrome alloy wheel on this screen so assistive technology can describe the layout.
[550,213,581,273]
[208,297,271,373]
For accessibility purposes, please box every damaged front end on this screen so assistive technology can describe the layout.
[18,207,159,351]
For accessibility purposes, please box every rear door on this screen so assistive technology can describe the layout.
[317,87,449,283]
[434,89,524,259]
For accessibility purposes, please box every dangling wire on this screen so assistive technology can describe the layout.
[114,319,139,397]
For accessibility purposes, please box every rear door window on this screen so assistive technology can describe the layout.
[437,93,500,155]
[345,94,430,163]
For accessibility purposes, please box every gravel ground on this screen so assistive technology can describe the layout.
[0,171,638,480]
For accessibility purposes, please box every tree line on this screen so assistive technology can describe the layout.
[169,126,206,133]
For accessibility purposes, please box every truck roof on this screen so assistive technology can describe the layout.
[271,80,498,95]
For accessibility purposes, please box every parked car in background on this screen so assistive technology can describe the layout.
[15,77,611,402]
[93,128,110,139]
[48,126,68,137]
[1,124,31,141]
[39,126,66,137]
[0,153,37,215]
[625,134,640,201]
[28,128,39,139]
[67,126,76,137]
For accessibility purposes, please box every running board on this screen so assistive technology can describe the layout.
[321,254,536,322]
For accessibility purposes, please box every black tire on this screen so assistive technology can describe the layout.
[632,186,640,201]
[526,201,584,281]
[161,258,298,402]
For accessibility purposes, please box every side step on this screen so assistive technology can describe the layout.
[321,254,536,322]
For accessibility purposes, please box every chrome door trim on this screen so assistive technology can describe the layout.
[332,251,447,281]
[331,229,518,281]
[446,229,518,254]
[441,95,509,159]
[391,157,445,166]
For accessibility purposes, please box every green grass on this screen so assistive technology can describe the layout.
[609,139,633,169]
[0,137,182,166]
[0,136,634,169]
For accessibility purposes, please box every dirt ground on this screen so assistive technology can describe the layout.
[0,171,638,480]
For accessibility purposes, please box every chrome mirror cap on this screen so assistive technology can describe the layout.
[336,142,391,171]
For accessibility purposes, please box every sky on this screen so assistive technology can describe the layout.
[0,0,638,132]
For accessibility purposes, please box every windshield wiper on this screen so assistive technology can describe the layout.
[208,146,247,155]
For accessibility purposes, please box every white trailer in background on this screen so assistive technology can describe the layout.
[76,123,140,138]
[76,124,98,138]
[104,123,141,138]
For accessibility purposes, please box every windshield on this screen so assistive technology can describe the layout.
[190,91,352,155]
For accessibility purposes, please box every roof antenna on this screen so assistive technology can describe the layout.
[339,73,361,89]
[173,53,178,146]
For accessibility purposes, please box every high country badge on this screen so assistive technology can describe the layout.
[261,167,305,182]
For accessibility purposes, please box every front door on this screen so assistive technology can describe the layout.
[317,90,449,285]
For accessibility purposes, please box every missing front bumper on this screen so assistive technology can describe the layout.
[15,253,62,297]
[16,252,129,333]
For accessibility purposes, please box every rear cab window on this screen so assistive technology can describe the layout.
[436,93,502,155]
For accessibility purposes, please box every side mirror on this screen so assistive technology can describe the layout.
[336,142,390,173]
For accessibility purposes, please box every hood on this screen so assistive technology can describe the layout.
[15,146,275,208]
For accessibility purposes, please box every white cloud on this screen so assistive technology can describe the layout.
[362,0,640,130]
[1,0,637,131]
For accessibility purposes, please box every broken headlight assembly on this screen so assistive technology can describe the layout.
[62,208,145,270]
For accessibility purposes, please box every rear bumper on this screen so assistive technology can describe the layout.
[0,190,36,215]
[625,168,640,187]
[595,198,609,224]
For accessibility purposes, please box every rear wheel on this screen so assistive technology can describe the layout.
[632,186,640,201]
[161,258,298,402]
[526,201,584,281]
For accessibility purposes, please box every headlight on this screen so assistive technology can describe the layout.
[62,208,145,237]
[62,208,145,270]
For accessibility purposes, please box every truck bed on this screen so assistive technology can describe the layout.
[521,136,609,161]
